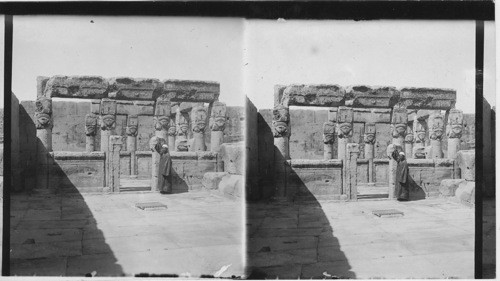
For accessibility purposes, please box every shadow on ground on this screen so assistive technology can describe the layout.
[247,122,354,279]
[10,122,123,276]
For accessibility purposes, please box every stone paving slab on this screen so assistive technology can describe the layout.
[11,191,243,277]
[248,197,474,279]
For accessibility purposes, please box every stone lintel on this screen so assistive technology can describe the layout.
[51,151,106,160]
[435,158,455,167]
[399,88,456,110]
[287,159,343,168]
[108,77,163,100]
[346,85,397,108]
[283,84,345,107]
[119,151,131,156]
[169,151,198,159]
[353,108,392,123]
[44,76,109,99]
[373,158,389,164]
[163,79,220,102]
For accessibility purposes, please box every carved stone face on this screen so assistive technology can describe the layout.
[211,116,226,131]
[101,115,115,130]
[338,123,352,138]
[168,126,177,136]
[405,133,414,143]
[178,123,189,136]
[85,115,97,136]
[392,124,406,138]
[273,106,289,123]
[449,124,463,138]
[192,121,206,133]
[415,132,426,143]
[364,133,375,144]
[154,116,170,131]
[273,121,288,137]
[35,98,52,115]
[35,112,51,129]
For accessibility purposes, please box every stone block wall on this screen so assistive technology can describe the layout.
[245,97,259,200]
[19,100,244,153]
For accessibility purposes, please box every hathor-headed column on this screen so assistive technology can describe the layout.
[154,98,171,140]
[126,115,138,177]
[364,123,376,184]
[191,105,207,151]
[429,113,445,158]
[336,106,353,161]
[412,114,427,159]
[85,114,98,152]
[391,107,407,146]
[167,119,176,151]
[100,99,117,152]
[35,97,53,189]
[210,101,227,152]
[272,104,290,159]
[323,121,335,160]
[175,108,189,152]
[446,109,463,159]
[404,127,414,159]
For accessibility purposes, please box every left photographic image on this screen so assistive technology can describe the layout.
[8,16,245,277]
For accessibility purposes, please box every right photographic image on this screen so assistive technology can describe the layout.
[245,20,495,279]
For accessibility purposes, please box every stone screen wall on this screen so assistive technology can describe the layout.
[19,100,244,153]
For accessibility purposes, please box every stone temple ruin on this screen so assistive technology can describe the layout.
[252,84,477,201]
[15,76,243,196]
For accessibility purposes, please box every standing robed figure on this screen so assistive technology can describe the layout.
[155,143,173,194]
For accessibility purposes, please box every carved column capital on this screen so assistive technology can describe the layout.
[363,123,376,144]
[191,106,207,134]
[85,114,98,136]
[35,97,53,129]
[429,113,444,141]
[126,115,139,137]
[447,109,463,139]
[323,121,335,144]
[272,105,290,138]
[210,101,227,132]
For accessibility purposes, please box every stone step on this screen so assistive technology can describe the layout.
[120,178,151,192]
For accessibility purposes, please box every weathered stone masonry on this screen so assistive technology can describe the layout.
[25,75,236,193]
[267,84,465,200]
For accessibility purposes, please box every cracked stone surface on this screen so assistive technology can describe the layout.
[247,197,474,279]
[10,191,244,277]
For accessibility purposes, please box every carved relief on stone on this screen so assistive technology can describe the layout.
[413,120,426,144]
[167,119,177,137]
[446,109,463,139]
[210,102,227,131]
[404,128,414,144]
[85,114,98,136]
[323,121,336,144]
[100,115,116,131]
[390,108,408,138]
[363,123,376,144]
[154,116,170,131]
[191,106,207,133]
[126,115,139,137]
[429,114,444,141]
[413,146,426,159]
[35,97,52,129]
[272,105,290,138]
[336,107,353,139]
[176,110,189,137]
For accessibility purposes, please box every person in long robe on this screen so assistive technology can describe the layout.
[154,143,173,194]
[395,151,410,201]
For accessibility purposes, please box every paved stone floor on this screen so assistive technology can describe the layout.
[10,191,244,277]
[247,197,474,279]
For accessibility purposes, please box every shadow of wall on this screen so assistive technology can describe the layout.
[247,103,354,278]
[11,104,124,276]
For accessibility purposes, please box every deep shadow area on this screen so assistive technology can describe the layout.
[247,124,355,278]
[11,116,124,276]
[171,167,189,194]
[408,176,426,201]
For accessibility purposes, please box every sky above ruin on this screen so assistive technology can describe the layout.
[245,20,495,113]
[4,17,496,113]
[10,16,245,106]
